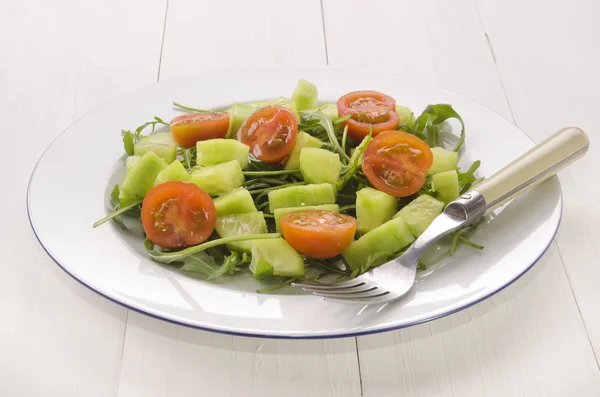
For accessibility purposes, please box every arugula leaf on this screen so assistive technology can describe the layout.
[300,110,351,163]
[93,200,141,228]
[458,160,481,194]
[134,117,169,139]
[412,104,465,151]
[122,130,135,155]
[110,184,121,207]
[180,252,220,277]
[336,134,372,191]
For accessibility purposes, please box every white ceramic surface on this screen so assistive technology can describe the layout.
[27,66,562,338]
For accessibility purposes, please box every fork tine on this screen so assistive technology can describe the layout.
[323,295,398,306]
[291,279,365,290]
[312,289,390,300]
[302,284,378,295]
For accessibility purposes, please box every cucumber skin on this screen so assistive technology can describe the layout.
[190,160,245,196]
[268,183,336,213]
[284,132,323,170]
[292,79,318,111]
[299,147,341,185]
[213,188,257,216]
[356,187,398,234]
[119,151,167,206]
[215,212,267,253]
[395,105,415,126]
[273,204,340,233]
[428,147,458,175]
[134,132,177,164]
[432,170,460,204]
[153,160,190,186]
[395,195,445,237]
[342,216,415,270]
[196,139,249,169]
[250,238,305,277]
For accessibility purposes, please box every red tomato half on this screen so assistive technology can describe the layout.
[337,90,400,141]
[280,210,357,259]
[362,130,433,198]
[170,112,230,149]
[141,181,216,249]
[237,105,298,164]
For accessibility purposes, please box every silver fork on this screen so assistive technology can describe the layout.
[292,127,590,305]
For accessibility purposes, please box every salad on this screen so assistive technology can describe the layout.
[94,79,483,292]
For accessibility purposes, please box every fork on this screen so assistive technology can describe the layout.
[292,127,590,305]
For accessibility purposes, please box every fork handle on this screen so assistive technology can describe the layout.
[473,127,589,211]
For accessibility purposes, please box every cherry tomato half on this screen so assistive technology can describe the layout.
[170,112,230,149]
[337,90,400,141]
[141,181,216,249]
[280,210,357,259]
[237,105,298,164]
[362,130,433,198]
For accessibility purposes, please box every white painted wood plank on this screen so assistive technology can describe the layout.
[0,1,166,396]
[117,1,361,396]
[475,0,600,356]
[323,0,600,395]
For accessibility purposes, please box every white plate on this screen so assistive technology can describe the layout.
[27,66,561,339]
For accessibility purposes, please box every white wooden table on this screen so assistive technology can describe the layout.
[2,1,600,395]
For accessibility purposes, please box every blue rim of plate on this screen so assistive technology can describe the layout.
[26,65,563,339]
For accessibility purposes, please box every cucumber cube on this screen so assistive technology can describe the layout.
[268,183,336,213]
[273,204,340,233]
[342,216,415,270]
[134,132,177,164]
[300,148,341,185]
[119,151,167,206]
[356,187,398,234]
[190,160,245,196]
[284,131,324,170]
[395,194,445,237]
[432,170,460,204]
[196,139,249,169]
[250,237,305,277]
[213,188,257,216]
[395,105,415,127]
[125,155,141,173]
[215,212,267,253]
[154,160,190,186]
[253,260,274,280]
[428,147,458,175]
[319,102,339,120]
[292,79,318,111]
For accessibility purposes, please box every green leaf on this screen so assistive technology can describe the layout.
[110,184,120,207]
[93,200,142,228]
[299,110,351,163]
[458,160,481,194]
[411,104,465,151]
[336,134,372,191]
[122,130,135,155]
[180,252,220,277]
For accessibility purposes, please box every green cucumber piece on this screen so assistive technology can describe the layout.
[432,170,460,204]
[190,160,245,196]
[215,212,267,253]
[395,194,445,237]
[395,105,415,126]
[299,148,341,185]
[226,97,299,138]
[250,237,305,277]
[342,216,415,270]
[153,160,190,186]
[119,151,167,206]
[134,132,177,164]
[268,183,336,213]
[125,155,141,173]
[292,79,318,111]
[428,147,459,175]
[253,259,274,280]
[273,204,340,233]
[319,102,339,120]
[196,139,249,169]
[356,187,398,234]
[213,188,257,216]
[284,131,324,170]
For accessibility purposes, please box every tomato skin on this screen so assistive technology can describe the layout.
[280,210,357,259]
[362,130,433,198]
[170,112,230,149]
[343,110,400,141]
[337,91,396,116]
[237,105,298,164]
[141,181,216,249]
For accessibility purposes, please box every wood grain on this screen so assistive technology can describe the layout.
[322,0,600,395]
[475,0,600,356]
[116,1,362,396]
[0,1,166,396]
